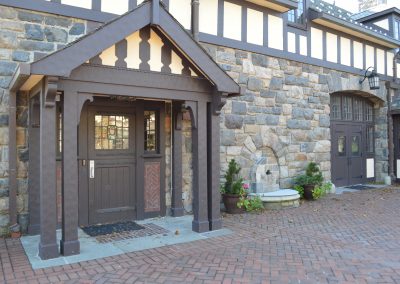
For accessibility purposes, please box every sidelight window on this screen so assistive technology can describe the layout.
[144,111,158,152]
[94,115,130,150]
[367,126,374,153]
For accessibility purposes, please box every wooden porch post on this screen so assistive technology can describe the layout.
[190,101,209,233]
[60,91,80,256]
[171,102,184,217]
[28,96,41,235]
[207,103,222,230]
[38,77,59,260]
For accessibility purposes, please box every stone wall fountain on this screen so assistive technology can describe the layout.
[248,148,300,210]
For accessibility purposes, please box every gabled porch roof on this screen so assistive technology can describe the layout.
[10,0,241,96]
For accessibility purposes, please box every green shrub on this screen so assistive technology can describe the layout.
[237,195,264,212]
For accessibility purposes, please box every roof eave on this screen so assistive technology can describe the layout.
[309,9,400,49]
[8,63,31,92]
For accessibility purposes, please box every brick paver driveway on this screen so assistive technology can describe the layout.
[1,187,400,283]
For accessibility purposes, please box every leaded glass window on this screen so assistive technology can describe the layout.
[287,0,305,25]
[351,136,360,155]
[331,96,341,120]
[342,96,353,120]
[338,136,346,156]
[144,111,157,152]
[95,115,129,150]
[365,103,373,122]
[353,98,363,121]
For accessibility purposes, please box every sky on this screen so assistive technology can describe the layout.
[323,0,400,13]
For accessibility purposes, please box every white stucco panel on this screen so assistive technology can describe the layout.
[311,28,323,60]
[126,31,141,69]
[340,37,351,66]
[373,18,389,30]
[101,0,129,15]
[61,0,91,9]
[199,0,218,35]
[365,45,375,69]
[268,14,283,50]
[299,35,307,56]
[99,45,117,66]
[326,32,337,63]
[223,1,242,41]
[169,0,192,30]
[353,41,363,69]
[287,32,296,53]
[247,8,263,45]
[376,48,385,75]
[149,29,163,72]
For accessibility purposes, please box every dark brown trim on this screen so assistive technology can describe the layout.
[38,77,59,260]
[171,102,184,217]
[8,91,17,229]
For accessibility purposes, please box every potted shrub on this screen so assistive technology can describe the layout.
[294,162,324,200]
[221,159,246,214]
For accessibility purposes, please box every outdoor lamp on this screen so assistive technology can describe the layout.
[359,66,380,90]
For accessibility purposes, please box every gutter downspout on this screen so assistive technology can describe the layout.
[191,0,199,42]
[388,50,400,182]
[8,90,18,233]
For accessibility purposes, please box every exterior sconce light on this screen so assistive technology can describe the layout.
[359,66,380,90]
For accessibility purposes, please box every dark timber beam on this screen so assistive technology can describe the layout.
[189,101,209,233]
[171,102,184,217]
[38,77,59,260]
[60,91,80,256]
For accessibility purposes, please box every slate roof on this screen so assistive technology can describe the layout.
[309,0,394,39]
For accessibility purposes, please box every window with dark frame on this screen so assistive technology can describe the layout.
[331,95,341,120]
[342,96,353,121]
[394,19,400,40]
[287,0,305,26]
[94,115,130,150]
[144,110,158,153]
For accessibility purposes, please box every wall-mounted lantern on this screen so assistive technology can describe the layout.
[359,66,380,90]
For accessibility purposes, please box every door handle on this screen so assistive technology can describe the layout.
[89,160,95,179]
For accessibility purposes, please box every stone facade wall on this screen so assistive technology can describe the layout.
[0,6,87,235]
[200,43,388,188]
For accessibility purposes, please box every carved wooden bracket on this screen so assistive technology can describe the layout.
[212,90,227,115]
[172,102,183,131]
[184,101,197,129]
[44,76,59,108]
[77,93,94,125]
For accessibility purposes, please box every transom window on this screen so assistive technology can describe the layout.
[95,115,129,150]
[330,95,374,123]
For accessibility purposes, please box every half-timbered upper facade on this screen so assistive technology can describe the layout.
[0,0,399,259]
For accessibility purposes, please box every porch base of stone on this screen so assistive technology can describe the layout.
[249,189,300,210]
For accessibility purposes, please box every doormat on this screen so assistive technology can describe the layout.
[82,222,170,243]
[345,185,375,190]
[81,221,145,237]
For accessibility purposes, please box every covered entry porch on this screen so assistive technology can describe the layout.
[8,0,241,260]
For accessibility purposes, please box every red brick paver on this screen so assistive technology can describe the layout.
[1,188,400,283]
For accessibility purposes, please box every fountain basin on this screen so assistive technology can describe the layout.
[249,189,300,210]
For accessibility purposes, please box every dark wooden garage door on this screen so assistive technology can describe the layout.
[331,94,375,187]
[87,106,136,224]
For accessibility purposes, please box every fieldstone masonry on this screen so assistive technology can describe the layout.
[0,6,87,235]
[0,6,390,235]
[200,43,388,189]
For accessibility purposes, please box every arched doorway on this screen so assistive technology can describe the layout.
[330,93,375,187]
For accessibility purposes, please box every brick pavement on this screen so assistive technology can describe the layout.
[1,187,400,283]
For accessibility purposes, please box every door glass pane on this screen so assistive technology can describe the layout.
[338,136,346,156]
[144,111,158,152]
[351,136,360,155]
[95,115,129,150]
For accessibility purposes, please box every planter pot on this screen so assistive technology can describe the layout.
[303,184,315,200]
[222,194,244,214]
[11,232,21,238]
